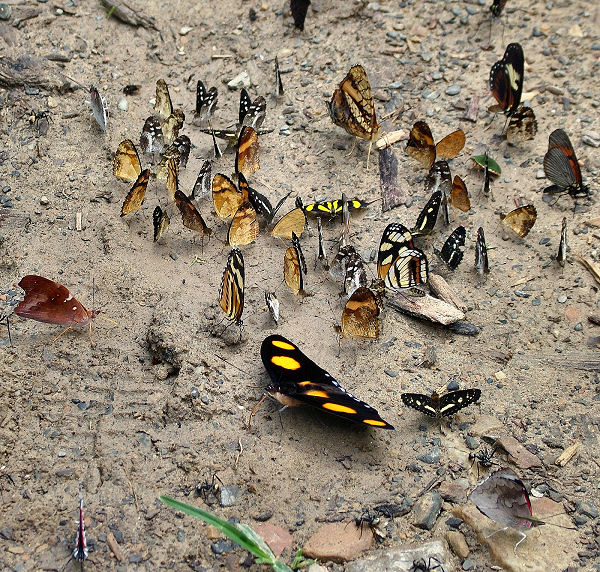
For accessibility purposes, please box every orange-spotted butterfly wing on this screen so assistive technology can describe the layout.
[260,334,394,429]
[15,275,98,326]
[228,201,259,246]
[401,389,481,418]
[489,42,524,116]
[235,126,260,177]
[543,129,589,197]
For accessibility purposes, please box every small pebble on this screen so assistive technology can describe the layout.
[40,196,50,206]
[558,295,567,303]
[117,97,128,111]
[418,447,441,464]
[582,134,600,148]
[445,85,461,96]
[447,379,459,391]
[211,540,234,554]
[0,3,12,20]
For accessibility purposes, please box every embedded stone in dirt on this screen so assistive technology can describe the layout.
[253,522,293,558]
[412,491,442,530]
[302,521,373,563]
[496,435,543,469]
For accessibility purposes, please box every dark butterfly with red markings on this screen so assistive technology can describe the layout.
[489,42,524,116]
[475,226,489,275]
[401,388,481,418]
[557,217,567,267]
[250,334,394,430]
[543,129,589,198]
[196,80,218,120]
[290,0,310,30]
[89,86,107,132]
[437,226,466,270]
[15,275,100,344]
[469,468,545,554]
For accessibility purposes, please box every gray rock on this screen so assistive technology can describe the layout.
[445,85,461,96]
[0,3,11,20]
[227,71,250,90]
[577,500,598,519]
[219,485,241,507]
[418,447,441,464]
[582,134,600,148]
[412,491,442,530]
[117,97,128,111]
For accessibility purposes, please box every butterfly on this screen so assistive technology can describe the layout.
[73,497,89,563]
[154,78,173,120]
[89,85,107,132]
[15,275,100,344]
[235,126,260,178]
[469,467,545,554]
[139,116,164,155]
[437,226,466,270]
[543,129,589,197]
[330,245,367,296]
[379,146,402,212]
[385,248,429,290]
[406,121,465,170]
[161,109,186,147]
[341,286,380,339]
[557,217,567,267]
[153,206,170,242]
[174,190,212,238]
[401,388,481,418]
[489,42,524,116]
[212,173,248,219]
[377,223,414,281]
[196,80,218,120]
[113,140,142,182]
[284,232,307,295]
[251,334,394,429]
[490,0,508,18]
[120,169,150,217]
[475,226,489,275]
[482,153,492,195]
[270,197,306,239]
[290,0,310,30]
[411,191,442,237]
[328,65,380,165]
[505,106,537,145]
[450,175,471,212]
[191,160,212,200]
[424,161,452,225]
[156,135,191,180]
[247,188,290,224]
[219,248,245,328]
[316,216,328,269]
[264,291,280,324]
[500,205,537,238]
[304,198,368,217]
[228,201,259,246]
[274,57,284,97]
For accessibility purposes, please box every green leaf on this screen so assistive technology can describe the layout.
[472,154,501,175]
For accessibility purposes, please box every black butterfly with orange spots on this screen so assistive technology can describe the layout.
[253,335,394,430]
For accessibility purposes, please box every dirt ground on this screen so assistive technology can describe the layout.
[1,0,599,570]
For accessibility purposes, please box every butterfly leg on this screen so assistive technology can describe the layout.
[52,325,73,344]
[247,393,269,431]
[513,530,527,555]
[345,137,357,158]
[484,525,509,541]
[88,322,96,347]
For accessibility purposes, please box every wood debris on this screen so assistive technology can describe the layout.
[555,441,579,467]
[386,291,465,325]
[100,0,158,30]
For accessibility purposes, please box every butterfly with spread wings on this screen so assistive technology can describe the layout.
[406,121,465,170]
[402,389,481,418]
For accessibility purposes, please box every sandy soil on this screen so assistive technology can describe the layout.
[0,0,599,570]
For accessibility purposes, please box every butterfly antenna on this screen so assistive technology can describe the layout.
[247,393,268,431]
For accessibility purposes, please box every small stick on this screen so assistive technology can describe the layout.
[234,438,243,469]
[76,212,82,231]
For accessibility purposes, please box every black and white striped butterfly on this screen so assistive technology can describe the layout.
[196,80,218,120]
[475,227,489,275]
[437,226,466,270]
[401,389,481,418]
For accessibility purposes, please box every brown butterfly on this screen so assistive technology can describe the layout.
[219,249,245,332]
[153,206,170,242]
[284,232,307,295]
[154,79,173,121]
[328,65,380,165]
[228,201,259,247]
[505,106,537,145]
[174,190,212,238]
[15,275,99,344]
[450,175,471,212]
[165,158,179,200]
[500,205,537,238]
[212,173,248,219]
[235,126,260,177]
[156,135,191,180]
[114,140,142,182]
[341,286,380,339]
[270,198,306,239]
[121,169,150,217]
[406,121,465,169]
[162,109,186,146]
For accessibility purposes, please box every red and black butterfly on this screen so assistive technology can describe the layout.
[489,43,524,116]
[543,129,589,198]
[490,0,507,17]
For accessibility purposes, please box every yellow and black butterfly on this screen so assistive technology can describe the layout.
[328,65,380,165]
[270,197,306,239]
[251,334,394,429]
[341,286,380,339]
[411,191,442,237]
[500,204,537,238]
[174,190,212,238]
[406,121,465,170]
[304,198,368,217]
[284,232,307,295]
[385,248,429,290]
[401,388,481,418]
[228,201,259,247]
[489,42,524,117]
[153,206,170,242]
[235,126,260,178]
[377,223,414,281]
[219,248,244,328]
[114,140,142,182]
[475,226,489,275]
[121,169,150,217]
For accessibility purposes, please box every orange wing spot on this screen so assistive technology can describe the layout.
[305,390,330,398]
[271,340,296,351]
[298,381,316,386]
[322,403,357,414]
[363,419,387,427]
[271,355,301,370]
